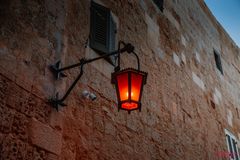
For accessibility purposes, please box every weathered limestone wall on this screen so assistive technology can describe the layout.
[0,0,240,159]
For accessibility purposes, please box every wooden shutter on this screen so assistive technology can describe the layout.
[227,135,234,159]
[90,1,116,65]
[90,1,110,54]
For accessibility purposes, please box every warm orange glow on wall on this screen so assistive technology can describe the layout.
[111,68,147,112]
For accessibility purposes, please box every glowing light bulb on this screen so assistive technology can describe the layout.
[126,92,133,97]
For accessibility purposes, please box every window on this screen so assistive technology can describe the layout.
[214,50,223,74]
[90,1,116,64]
[152,0,164,12]
[225,129,240,160]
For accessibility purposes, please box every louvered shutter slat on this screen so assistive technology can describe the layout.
[232,139,239,160]
[90,1,110,53]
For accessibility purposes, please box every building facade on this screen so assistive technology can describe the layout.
[0,0,240,159]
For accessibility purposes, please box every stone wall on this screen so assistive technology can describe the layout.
[0,0,240,159]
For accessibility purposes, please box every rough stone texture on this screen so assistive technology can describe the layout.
[29,119,62,155]
[0,0,240,159]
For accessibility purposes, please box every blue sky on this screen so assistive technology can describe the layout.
[204,0,240,47]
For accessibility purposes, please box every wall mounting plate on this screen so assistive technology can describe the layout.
[49,61,67,79]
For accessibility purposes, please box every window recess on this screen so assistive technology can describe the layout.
[214,50,223,75]
[152,0,164,12]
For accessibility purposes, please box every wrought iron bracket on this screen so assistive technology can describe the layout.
[48,41,139,110]
[48,93,67,111]
[49,61,67,79]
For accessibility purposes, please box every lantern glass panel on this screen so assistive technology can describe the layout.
[116,72,129,101]
[131,72,143,101]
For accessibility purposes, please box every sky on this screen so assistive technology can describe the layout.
[204,0,240,47]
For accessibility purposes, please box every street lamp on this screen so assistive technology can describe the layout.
[49,41,148,113]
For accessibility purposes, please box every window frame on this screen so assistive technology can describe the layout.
[225,129,240,160]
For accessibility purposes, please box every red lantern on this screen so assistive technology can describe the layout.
[111,68,147,112]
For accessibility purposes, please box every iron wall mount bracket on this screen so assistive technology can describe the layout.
[48,42,139,110]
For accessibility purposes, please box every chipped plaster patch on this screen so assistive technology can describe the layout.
[192,72,205,91]
[173,53,180,67]
[181,52,186,64]
[215,88,222,100]
[213,88,222,105]
[213,94,219,105]
[227,109,233,127]
[181,35,187,47]
[195,51,201,63]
